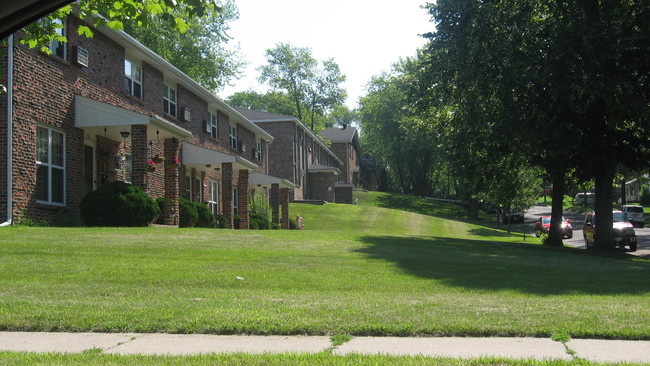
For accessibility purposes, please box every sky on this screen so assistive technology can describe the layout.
[218,0,434,109]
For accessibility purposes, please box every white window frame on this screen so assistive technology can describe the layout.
[255,140,262,162]
[229,124,237,149]
[36,126,66,205]
[208,180,219,214]
[208,111,218,138]
[124,59,142,98]
[163,83,177,117]
[123,153,132,183]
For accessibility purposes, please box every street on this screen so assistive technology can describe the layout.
[524,205,650,259]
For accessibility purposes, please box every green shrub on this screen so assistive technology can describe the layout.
[289,217,297,230]
[249,218,259,230]
[640,187,650,206]
[215,215,230,229]
[270,222,281,230]
[179,197,198,228]
[193,202,216,228]
[80,181,160,227]
[233,215,240,228]
[250,213,270,230]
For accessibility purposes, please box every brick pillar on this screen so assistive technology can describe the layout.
[163,138,180,226]
[130,125,148,190]
[280,187,290,229]
[238,169,249,230]
[222,163,233,229]
[270,183,280,225]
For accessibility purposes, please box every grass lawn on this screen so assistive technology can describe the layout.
[0,191,648,340]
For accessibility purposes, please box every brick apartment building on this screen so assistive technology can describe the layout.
[318,126,361,203]
[234,108,344,203]
[0,15,294,228]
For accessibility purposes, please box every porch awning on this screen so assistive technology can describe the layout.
[249,172,295,189]
[182,143,258,172]
[74,95,192,141]
[308,164,340,175]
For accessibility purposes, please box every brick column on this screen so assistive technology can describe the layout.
[270,183,280,225]
[130,124,148,190]
[221,163,233,229]
[280,187,290,229]
[163,138,180,226]
[238,169,249,229]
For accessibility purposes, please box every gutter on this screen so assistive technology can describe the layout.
[1,34,14,227]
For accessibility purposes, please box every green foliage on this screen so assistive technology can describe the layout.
[178,197,198,228]
[640,187,650,206]
[122,0,243,92]
[80,181,160,227]
[194,202,216,228]
[16,1,221,58]
[215,215,230,229]
[288,217,298,230]
[250,213,270,230]
[258,43,347,131]
[270,222,281,230]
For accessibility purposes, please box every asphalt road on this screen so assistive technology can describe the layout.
[523,205,650,259]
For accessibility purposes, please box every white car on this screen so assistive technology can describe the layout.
[621,205,645,228]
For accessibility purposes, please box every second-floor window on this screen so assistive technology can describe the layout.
[124,59,142,98]
[163,84,177,117]
[208,112,218,138]
[229,124,237,149]
[49,18,66,59]
[255,140,262,162]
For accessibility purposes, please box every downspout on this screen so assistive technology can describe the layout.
[1,34,14,227]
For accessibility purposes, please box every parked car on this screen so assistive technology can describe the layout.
[621,204,645,228]
[583,211,637,251]
[534,216,573,239]
[574,192,595,206]
[501,211,524,224]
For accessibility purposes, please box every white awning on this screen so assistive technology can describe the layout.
[308,164,340,175]
[249,172,295,189]
[182,143,258,172]
[75,95,192,141]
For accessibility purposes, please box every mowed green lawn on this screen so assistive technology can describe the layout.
[0,191,648,339]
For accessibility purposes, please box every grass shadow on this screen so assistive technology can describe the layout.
[356,235,650,296]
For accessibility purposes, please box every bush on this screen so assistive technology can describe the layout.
[215,215,230,229]
[179,197,198,228]
[640,187,650,206]
[289,217,298,230]
[194,202,216,228]
[80,181,159,227]
[250,213,270,230]
[270,222,281,230]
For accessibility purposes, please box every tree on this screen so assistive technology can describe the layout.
[123,0,243,93]
[13,1,220,55]
[258,43,347,131]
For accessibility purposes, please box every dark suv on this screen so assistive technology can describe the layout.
[583,211,637,251]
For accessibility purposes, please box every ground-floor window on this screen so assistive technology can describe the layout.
[208,180,218,214]
[36,126,65,205]
[123,153,132,183]
[184,175,192,200]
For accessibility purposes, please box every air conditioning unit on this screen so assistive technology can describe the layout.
[239,141,247,152]
[76,46,89,67]
[182,107,191,122]
[204,120,211,133]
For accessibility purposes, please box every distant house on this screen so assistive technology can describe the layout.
[0,15,294,228]
[625,175,649,202]
[318,126,361,204]
[235,108,343,203]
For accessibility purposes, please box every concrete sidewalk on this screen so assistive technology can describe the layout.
[1,332,649,363]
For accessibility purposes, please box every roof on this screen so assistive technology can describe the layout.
[319,126,358,143]
[235,108,343,166]
[86,17,273,143]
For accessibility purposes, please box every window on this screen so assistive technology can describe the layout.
[185,175,192,200]
[124,59,142,98]
[255,140,262,162]
[49,18,66,59]
[123,154,132,183]
[163,84,177,117]
[232,187,239,215]
[208,180,219,214]
[208,112,218,138]
[36,126,65,205]
[229,124,237,149]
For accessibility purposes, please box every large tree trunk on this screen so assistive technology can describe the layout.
[546,171,566,246]
[594,163,615,249]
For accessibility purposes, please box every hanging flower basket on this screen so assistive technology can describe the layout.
[146,160,156,173]
[168,157,180,169]
[152,154,165,164]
